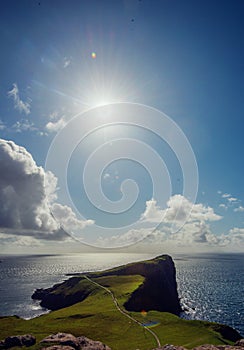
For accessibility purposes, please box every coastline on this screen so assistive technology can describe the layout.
[0,253,243,337]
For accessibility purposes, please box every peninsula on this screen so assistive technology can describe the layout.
[0,255,242,350]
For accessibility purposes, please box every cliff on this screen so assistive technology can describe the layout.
[32,254,182,315]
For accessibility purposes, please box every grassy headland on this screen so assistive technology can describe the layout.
[0,255,241,350]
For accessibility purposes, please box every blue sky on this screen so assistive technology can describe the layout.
[0,0,244,253]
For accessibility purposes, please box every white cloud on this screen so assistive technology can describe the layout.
[103,173,111,180]
[217,190,222,194]
[0,233,43,247]
[96,228,150,248]
[226,228,244,245]
[222,193,231,198]
[0,139,59,236]
[140,198,164,223]
[141,195,222,225]
[46,116,67,132]
[51,203,94,232]
[219,203,228,210]
[227,197,238,203]
[0,119,6,130]
[63,57,71,68]
[98,196,223,248]
[8,83,31,115]
[49,111,59,120]
[94,194,244,251]
[0,139,94,241]
[234,206,244,212]
[12,119,37,133]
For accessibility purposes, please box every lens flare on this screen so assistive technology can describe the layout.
[91,52,96,59]
[141,310,147,317]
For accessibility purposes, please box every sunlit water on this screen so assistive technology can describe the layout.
[0,253,243,336]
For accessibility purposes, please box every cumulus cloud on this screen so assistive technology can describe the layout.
[234,206,244,212]
[140,198,164,223]
[228,227,244,244]
[46,116,67,132]
[0,139,59,235]
[51,203,94,232]
[141,195,222,225]
[93,194,243,251]
[8,83,31,115]
[98,196,223,248]
[0,139,94,240]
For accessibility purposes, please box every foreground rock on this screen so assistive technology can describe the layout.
[1,333,243,350]
[40,333,111,350]
[41,333,80,350]
[0,335,36,349]
[152,340,244,350]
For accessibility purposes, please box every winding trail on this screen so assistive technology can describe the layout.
[84,275,161,347]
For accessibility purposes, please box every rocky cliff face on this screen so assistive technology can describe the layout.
[32,255,182,315]
[124,256,181,314]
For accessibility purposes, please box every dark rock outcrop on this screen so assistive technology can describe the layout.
[120,256,182,314]
[0,335,36,349]
[209,324,242,342]
[32,277,92,311]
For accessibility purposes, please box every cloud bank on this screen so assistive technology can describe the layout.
[0,139,93,241]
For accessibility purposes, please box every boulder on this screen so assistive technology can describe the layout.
[1,335,36,349]
[40,334,111,350]
[193,346,244,350]
[41,346,75,350]
[153,345,244,350]
[21,334,36,347]
[41,333,79,350]
[152,345,186,350]
[77,336,111,350]
[235,339,244,347]
[4,336,22,348]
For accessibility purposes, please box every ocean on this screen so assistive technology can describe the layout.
[0,253,243,336]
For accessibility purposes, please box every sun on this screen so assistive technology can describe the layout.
[88,90,118,108]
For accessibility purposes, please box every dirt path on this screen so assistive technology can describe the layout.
[84,275,161,347]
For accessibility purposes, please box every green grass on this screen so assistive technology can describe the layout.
[50,277,97,296]
[0,274,234,350]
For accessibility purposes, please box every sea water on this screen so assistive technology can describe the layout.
[0,253,243,336]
